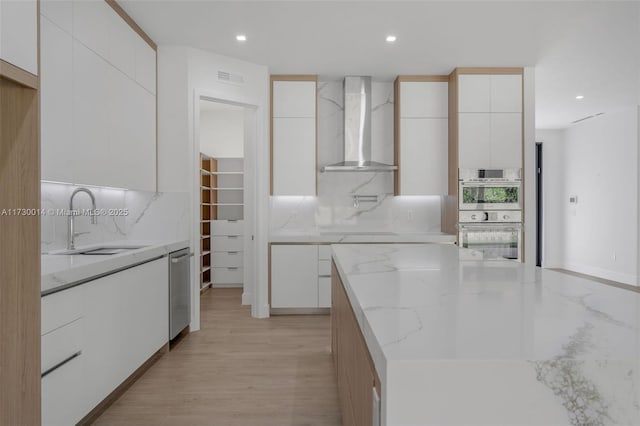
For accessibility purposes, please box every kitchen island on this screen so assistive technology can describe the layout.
[331,244,640,426]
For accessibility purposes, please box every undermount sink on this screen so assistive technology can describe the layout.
[51,246,148,255]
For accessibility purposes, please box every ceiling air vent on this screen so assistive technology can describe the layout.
[571,112,605,125]
[217,70,244,86]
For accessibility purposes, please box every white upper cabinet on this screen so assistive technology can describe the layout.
[40,16,74,183]
[271,78,317,196]
[0,0,38,75]
[396,79,449,195]
[490,113,522,168]
[458,75,490,112]
[400,81,448,118]
[73,0,111,60]
[272,117,316,196]
[272,81,316,118]
[490,75,522,112]
[107,11,136,79]
[40,0,73,34]
[458,113,491,169]
[400,118,448,195]
[134,37,157,94]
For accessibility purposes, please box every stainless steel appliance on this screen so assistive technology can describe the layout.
[169,248,192,340]
[459,168,521,211]
[458,210,522,261]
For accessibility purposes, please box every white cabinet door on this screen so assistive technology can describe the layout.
[272,81,316,118]
[490,113,522,168]
[72,40,111,187]
[490,75,522,113]
[40,0,73,34]
[272,117,316,196]
[73,0,111,61]
[107,9,136,79]
[400,118,448,195]
[400,81,448,118]
[271,245,318,308]
[458,113,491,169]
[458,75,491,113]
[0,0,38,74]
[40,16,74,183]
[83,258,168,412]
[318,277,331,308]
[134,37,156,94]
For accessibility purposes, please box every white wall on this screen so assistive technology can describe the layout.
[538,107,638,285]
[157,46,270,323]
[199,102,244,158]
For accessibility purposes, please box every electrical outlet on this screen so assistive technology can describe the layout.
[407,210,413,222]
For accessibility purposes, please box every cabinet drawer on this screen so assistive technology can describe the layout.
[41,285,85,335]
[212,251,243,267]
[212,267,243,284]
[318,260,331,277]
[318,277,331,308]
[42,318,83,374]
[212,235,243,251]
[212,219,244,236]
[318,245,332,261]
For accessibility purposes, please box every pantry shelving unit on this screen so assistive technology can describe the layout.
[200,153,217,291]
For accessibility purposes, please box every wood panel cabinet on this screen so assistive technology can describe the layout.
[332,261,381,426]
[0,0,38,75]
[271,76,317,196]
[394,77,448,196]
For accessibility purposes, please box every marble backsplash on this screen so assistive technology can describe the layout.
[41,182,189,253]
[270,80,443,235]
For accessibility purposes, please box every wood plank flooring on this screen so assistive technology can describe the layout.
[94,288,341,426]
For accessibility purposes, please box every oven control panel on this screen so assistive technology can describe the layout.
[459,210,522,223]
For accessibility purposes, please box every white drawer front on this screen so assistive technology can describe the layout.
[42,318,83,374]
[212,251,243,267]
[42,285,85,335]
[212,235,243,252]
[212,220,244,236]
[212,267,243,284]
[318,277,331,308]
[318,245,332,260]
[318,260,331,277]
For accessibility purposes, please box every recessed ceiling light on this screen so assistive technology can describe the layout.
[575,95,584,100]
[386,35,397,43]
[236,35,247,42]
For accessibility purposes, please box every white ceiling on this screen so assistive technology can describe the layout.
[120,1,640,129]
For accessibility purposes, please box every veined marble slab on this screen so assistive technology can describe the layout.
[41,240,189,295]
[332,244,640,426]
[269,231,456,244]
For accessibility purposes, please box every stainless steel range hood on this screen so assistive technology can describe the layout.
[321,76,397,172]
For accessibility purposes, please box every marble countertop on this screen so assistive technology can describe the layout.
[332,244,640,426]
[269,230,456,244]
[42,240,190,295]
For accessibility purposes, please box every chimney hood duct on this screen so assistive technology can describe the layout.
[321,76,397,172]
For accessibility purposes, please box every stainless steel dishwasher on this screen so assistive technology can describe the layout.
[169,248,192,340]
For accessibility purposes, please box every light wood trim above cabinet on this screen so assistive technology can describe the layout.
[105,0,157,50]
[0,58,38,89]
[270,74,318,196]
[454,67,523,75]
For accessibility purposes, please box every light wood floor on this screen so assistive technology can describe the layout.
[94,288,342,426]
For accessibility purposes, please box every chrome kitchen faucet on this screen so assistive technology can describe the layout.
[67,187,98,250]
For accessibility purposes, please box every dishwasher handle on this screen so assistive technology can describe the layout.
[171,252,194,264]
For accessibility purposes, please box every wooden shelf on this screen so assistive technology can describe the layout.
[211,187,243,191]
[212,203,244,206]
[211,171,243,175]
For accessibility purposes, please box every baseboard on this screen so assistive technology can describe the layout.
[77,342,168,425]
[241,291,253,305]
[562,262,637,286]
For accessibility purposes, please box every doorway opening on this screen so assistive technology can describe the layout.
[535,142,543,267]
[196,98,256,311]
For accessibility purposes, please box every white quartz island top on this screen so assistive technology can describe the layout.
[41,240,189,295]
[332,244,640,426]
[269,230,456,244]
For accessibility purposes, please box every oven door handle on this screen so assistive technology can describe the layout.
[459,224,522,232]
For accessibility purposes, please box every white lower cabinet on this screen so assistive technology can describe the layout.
[270,244,333,310]
[212,220,244,286]
[41,257,169,425]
